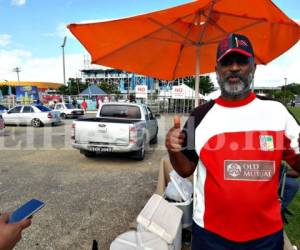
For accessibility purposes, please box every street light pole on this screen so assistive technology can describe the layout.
[284,77,287,105]
[13,67,21,82]
[61,36,67,86]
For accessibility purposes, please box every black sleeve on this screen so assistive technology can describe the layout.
[181,100,215,165]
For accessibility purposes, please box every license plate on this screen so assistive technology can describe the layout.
[89,146,112,153]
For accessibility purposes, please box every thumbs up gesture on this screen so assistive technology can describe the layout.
[165,115,185,152]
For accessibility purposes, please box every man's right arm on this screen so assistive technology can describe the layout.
[165,116,197,178]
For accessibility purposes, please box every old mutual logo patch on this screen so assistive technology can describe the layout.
[224,160,275,181]
[259,135,274,151]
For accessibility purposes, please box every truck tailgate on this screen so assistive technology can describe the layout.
[75,120,130,145]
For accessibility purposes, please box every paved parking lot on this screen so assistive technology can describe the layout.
[0,114,185,250]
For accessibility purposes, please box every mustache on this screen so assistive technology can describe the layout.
[225,73,243,81]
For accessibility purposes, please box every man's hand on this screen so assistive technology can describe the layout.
[165,116,185,152]
[0,213,31,250]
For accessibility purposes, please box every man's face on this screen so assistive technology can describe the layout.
[215,53,256,98]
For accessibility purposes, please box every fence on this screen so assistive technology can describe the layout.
[0,93,199,115]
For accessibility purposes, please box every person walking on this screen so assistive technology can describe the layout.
[165,33,300,250]
[81,98,88,113]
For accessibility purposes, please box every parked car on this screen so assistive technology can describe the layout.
[2,105,61,127]
[0,104,8,114]
[72,103,158,160]
[53,103,84,119]
[0,114,5,131]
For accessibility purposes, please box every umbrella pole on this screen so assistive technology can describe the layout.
[195,45,200,107]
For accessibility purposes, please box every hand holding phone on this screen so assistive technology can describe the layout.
[8,199,45,224]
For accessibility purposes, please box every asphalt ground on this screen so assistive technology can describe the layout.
[0,114,187,250]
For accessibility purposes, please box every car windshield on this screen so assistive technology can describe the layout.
[35,105,51,112]
[65,104,75,109]
[100,105,141,119]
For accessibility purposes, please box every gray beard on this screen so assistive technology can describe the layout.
[217,72,254,98]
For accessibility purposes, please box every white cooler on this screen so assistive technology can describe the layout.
[137,194,183,250]
[110,231,168,250]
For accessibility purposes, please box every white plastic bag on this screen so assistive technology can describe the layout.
[169,170,193,202]
[165,181,183,202]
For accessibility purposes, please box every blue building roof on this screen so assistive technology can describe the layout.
[79,84,107,96]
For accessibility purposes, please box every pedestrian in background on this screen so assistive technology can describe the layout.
[81,98,88,113]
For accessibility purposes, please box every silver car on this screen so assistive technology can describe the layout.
[2,105,61,127]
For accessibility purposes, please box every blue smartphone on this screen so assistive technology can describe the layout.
[8,199,45,224]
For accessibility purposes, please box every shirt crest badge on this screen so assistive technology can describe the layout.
[259,135,274,151]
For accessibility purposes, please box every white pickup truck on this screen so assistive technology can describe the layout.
[54,103,84,119]
[71,103,159,160]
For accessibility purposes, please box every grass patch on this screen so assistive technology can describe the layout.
[285,181,300,247]
[285,107,300,247]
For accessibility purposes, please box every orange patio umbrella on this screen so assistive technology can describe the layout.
[68,0,300,106]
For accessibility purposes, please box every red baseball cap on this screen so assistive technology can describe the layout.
[216,33,254,62]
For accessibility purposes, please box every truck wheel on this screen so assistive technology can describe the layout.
[150,129,158,144]
[132,140,145,161]
[31,118,42,127]
[80,150,97,158]
[60,113,67,119]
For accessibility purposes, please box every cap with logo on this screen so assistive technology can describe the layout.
[216,33,254,62]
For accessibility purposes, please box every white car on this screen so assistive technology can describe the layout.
[54,103,84,119]
[2,105,61,127]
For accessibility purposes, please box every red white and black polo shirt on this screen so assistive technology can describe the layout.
[181,92,300,242]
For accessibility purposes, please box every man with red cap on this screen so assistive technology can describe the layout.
[165,33,300,250]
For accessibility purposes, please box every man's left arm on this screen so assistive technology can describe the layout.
[283,108,300,173]
[290,134,300,173]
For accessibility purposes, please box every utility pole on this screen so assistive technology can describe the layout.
[61,36,67,86]
[13,67,21,82]
[284,77,287,105]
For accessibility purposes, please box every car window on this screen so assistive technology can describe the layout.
[0,104,7,111]
[35,105,51,112]
[65,104,74,109]
[147,107,154,120]
[100,105,141,119]
[55,104,61,110]
[8,106,22,114]
[22,106,34,113]
[143,106,149,120]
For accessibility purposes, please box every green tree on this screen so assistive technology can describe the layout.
[98,81,120,94]
[184,76,215,95]
[0,85,16,95]
[58,78,88,95]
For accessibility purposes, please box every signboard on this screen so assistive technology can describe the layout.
[16,86,39,104]
[135,85,148,99]
[172,85,185,99]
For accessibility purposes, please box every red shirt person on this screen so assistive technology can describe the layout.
[81,99,88,112]
[165,33,300,250]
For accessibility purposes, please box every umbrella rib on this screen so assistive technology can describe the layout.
[148,17,196,45]
[213,11,268,22]
[171,14,200,79]
[147,37,187,45]
[92,14,196,63]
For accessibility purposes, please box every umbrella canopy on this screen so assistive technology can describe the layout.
[68,0,300,105]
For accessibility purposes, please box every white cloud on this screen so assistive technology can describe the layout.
[0,34,12,47]
[42,23,70,38]
[11,0,26,6]
[0,48,83,83]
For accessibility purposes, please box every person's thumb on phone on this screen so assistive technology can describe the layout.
[19,218,31,230]
[174,115,181,129]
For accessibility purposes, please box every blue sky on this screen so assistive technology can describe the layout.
[0,0,299,86]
